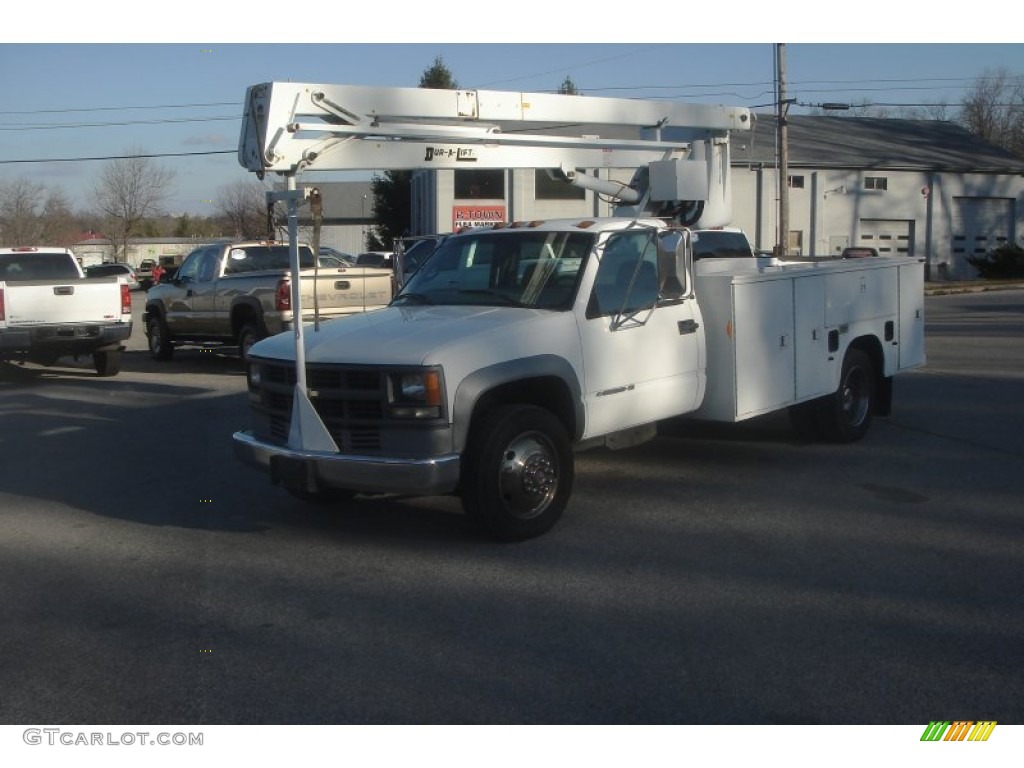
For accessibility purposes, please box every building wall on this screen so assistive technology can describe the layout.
[732,166,1024,280]
[72,239,210,269]
[409,162,1024,281]
[412,168,629,236]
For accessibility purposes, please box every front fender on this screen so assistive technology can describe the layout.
[451,355,583,452]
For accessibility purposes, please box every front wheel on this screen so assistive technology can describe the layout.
[147,313,174,361]
[237,322,266,361]
[816,348,875,442]
[460,404,574,541]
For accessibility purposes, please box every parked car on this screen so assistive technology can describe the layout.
[691,228,756,260]
[841,247,879,259]
[85,262,141,291]
[136,258,158,290]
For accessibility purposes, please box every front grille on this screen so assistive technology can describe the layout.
[253,361,386,453]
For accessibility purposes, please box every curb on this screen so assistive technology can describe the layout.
[925,281,1024,296]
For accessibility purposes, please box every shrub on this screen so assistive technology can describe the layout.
[966,242,1024,279]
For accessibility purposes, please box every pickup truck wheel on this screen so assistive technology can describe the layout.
[93,349,122,377]
[460,404,573,541]
[238,322,266,361]
[147,314,174,360]
[816,348,875,443]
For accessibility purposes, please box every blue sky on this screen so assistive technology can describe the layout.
[2,7,1021,216]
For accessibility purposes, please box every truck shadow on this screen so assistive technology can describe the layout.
[0,368,477,541]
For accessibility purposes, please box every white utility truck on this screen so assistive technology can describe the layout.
[231,82,925,540]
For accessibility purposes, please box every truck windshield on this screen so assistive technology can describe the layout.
[394,230,593,310]
[0,252,80,282]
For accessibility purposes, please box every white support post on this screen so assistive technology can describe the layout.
[266,180,339,454]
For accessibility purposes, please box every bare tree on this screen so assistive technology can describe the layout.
[0,177,77,247]
[217,179,274,240]
[38,187,76,245]
[0,177,45,246]
[960,67,1024,158]
[93,149,175,262]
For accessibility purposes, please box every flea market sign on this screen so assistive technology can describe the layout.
[452,205,506,230]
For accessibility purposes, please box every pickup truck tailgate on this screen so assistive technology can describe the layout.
[1,278,129,325]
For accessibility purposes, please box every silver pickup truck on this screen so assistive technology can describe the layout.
[143,240,393,360]
[0,246,132,376]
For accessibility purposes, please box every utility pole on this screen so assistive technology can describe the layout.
[776,43,789,257]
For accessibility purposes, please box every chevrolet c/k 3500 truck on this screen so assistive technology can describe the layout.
[227,81,925,540]
[234,219,925,539]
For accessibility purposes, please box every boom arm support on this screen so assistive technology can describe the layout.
[239,81,751,226]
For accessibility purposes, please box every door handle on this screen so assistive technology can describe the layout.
[677,319,700,335]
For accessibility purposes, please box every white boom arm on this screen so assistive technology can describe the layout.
[239,82,752,226]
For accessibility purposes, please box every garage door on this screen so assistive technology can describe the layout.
[858,219,914,256]
[952,197,1014,279]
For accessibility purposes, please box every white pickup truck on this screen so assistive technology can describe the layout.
[233,218,926,540]
[0,246,133,376]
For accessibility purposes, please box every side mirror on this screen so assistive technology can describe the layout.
[656,230,689,300]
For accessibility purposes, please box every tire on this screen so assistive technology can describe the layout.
[237,322,266,361]
[93,349,122,377]
[460,404,574,542]
[146,313,174,361]
[816,348,875,443]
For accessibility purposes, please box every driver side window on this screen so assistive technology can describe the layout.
[586,230,659,319]
[175,249,203,283]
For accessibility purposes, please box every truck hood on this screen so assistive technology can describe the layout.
[249,304,573,366]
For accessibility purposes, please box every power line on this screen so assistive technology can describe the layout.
[0,116,239,131]
[0,150,235,165]
[0,101,240,116]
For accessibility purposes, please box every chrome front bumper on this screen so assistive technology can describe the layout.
[232,430,461,496]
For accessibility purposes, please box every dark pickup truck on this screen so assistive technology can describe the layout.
[143,240,393,360]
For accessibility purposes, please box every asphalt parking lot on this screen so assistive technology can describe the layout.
[0,289,1021,726]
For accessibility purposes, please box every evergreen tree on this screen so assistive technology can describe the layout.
[369,57,460,248]
[557,76,580,95]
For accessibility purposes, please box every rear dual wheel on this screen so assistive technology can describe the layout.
[789,348,875,443]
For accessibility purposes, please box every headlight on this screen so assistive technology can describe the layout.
[398,373,427,400]
[388,369,443,419]
[248,363,262,389]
